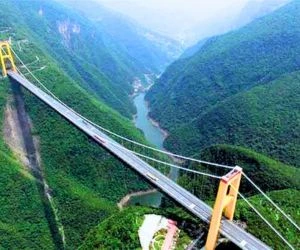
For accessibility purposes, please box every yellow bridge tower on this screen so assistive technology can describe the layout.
[205,166,243,249]
[0,41,16,77]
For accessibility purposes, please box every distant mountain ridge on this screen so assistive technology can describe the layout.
[234,0,291,28]
[181,0,291,58]
[57,0,183,73]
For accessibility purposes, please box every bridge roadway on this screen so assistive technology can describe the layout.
[8,71,271,250]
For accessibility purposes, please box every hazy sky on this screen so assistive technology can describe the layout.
[95,0,249,43]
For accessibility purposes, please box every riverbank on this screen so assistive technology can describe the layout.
[117,189,158,210]
[148,115,169,139]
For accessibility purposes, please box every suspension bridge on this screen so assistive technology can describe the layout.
[0,41,299,249]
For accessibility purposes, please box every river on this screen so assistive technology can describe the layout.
[127,92,178,207]
[134,93,165,149]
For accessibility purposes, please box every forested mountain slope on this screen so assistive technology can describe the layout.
[0,0,156,248]
[146,0,300,166]
[9,0,159,117]
[166,72,300,166]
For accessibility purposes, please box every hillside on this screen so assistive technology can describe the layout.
[165,72,300,166]
[0,0,159,248]
[9,0,161,118]
[146,0,300,166]
[233,0,291,29]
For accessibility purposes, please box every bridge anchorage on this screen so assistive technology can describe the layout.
[0,41,16,77]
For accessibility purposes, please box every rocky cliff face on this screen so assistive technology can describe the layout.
[57,20,81,47]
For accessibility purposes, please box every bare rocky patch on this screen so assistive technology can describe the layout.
[4,97,29,167]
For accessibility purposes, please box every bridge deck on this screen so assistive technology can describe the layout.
[8,71,271,250]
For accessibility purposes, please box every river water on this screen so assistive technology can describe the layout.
[134,93,165,149]
[128,92,178,207]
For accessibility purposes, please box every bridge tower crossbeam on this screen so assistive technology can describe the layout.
[205,166,243,249]
[0,41,16,77]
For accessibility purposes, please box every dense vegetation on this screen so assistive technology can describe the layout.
[166,72,300,166]
[0,80,55,248]
[146,0,300,166]
[10,0,140,118]
[79,207,146,249]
